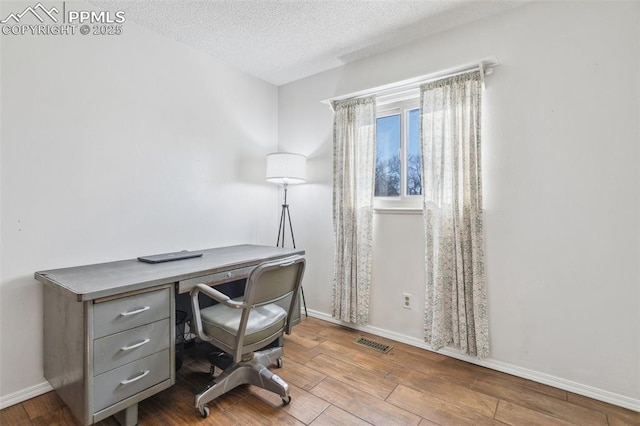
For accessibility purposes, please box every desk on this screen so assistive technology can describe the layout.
[35,244,304,426]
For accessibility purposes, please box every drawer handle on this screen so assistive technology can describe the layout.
[120,370,150,385]
[121,338,150,351]
[120,306,150,316]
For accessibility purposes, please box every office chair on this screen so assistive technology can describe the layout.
[189,255,305,418]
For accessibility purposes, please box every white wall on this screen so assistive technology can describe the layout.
[278,1,640,406]
[0,1,279,403]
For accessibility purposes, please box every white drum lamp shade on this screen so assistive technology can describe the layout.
[266,153,306,185]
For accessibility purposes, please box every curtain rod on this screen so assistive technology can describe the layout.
[321,56,499,107]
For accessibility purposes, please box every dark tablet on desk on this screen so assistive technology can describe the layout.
[138,250,203,264]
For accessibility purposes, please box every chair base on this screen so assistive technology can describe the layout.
[194,346,290,413]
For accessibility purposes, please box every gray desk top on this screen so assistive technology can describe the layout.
[35,245,304,302]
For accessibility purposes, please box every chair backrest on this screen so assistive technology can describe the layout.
[233,255,305,358]
[244,255,305,309]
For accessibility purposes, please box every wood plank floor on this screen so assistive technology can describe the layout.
[2,317,638,425]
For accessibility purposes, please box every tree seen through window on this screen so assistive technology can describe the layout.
[375,108,421,197]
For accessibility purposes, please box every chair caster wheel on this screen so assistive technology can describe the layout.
[198,405,210,418]
[282,395,291,406]
[276,357,283,368]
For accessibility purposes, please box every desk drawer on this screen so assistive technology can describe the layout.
[94,349,170,412]
[94,318,170,376]
[94,288,170,339]
[178,266,253,293]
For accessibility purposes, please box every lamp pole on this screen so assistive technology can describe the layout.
[276,183,296,249]
[275,182,307,316]
[266,152,308,317]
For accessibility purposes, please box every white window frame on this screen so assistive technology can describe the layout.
[374,95,422,211]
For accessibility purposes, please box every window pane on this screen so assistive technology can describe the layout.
[406,108,422,195]
[375,115,400,196]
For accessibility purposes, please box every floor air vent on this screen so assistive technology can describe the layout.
[354,337,392,354]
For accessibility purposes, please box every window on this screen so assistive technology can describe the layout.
[374,98,422,209]
[375,114,401,196]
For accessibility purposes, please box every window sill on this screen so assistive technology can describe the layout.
[374,207,422,215]
[373,197,423,214]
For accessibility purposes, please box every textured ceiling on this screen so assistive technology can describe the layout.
[90,0,526,85]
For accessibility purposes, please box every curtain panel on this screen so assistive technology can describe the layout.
[331,96,376,325]
[420,71,489,358]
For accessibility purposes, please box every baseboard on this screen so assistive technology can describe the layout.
[0,381,53,410]
[306,309,640,413]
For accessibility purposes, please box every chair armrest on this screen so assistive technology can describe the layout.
[190,284,247,342]
[191,283,227,304]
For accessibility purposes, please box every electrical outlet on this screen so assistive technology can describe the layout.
[402,292,412,309]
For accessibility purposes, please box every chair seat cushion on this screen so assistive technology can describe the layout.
[200,300,287,348]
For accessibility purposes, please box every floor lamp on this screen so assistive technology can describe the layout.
[266,152,308,316]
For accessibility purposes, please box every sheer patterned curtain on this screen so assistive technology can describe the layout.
[331,96,376,324]
[420,71,489,358]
